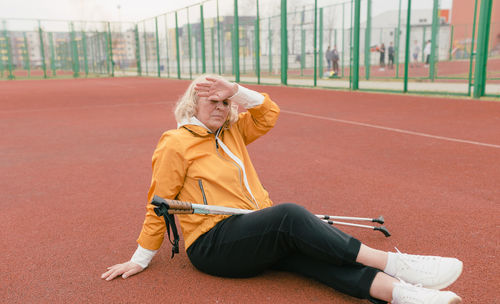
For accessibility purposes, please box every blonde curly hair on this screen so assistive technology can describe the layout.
[174,74,239,126]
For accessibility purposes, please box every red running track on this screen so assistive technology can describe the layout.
[1,77,499,303]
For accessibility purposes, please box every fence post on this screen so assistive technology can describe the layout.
[144,22,150,75]
[175,12,181,79]
[314,0,318,86]
[70,22,80,78]
[280,0,287,85]
[467,0,478,97]
[89,33,95,74]
[221,19,225,75]
[23,32,31,77]
[364,0,371,80]
[134,24,142,76]
[473,0,493,98]
[342,2,345,77]
[155,17,161,77]
[97,32,104,73]
[255,0,261,84]
[395,0,402,78]
[5,30,14,79]
[268,17,272,74]
[38,21,47,78]
[164,14,170,78]
[200,4,206,74]
[403,0,412,92]
[422,28,426,63]
[349,0,353,88]
[233,0,240,82]
[48,32,56,76]
[335,29,338,54]
[0,25,4,78]
[429,0,439,81]
[105,25,111,74]
[314,3,320,83]
[211,27,215,73]
[107,22,114,77]
[351,0,360,90]
[195,17,199,74]
[0,24,4,78]
[300,9,304,76]
[81,30,89,76]
[319,7,323,81]
[448,25,454,61]
[216,0,222,74]
[187,9,192,79]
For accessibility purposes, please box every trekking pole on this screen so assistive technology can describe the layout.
[151,196,390,237]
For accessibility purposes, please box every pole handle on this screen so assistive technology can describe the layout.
[151,195,193,211]
[374,226,391,237]
[372,216,385,224]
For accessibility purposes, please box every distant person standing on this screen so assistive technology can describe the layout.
[332,45,339,75]
[325,46,333,72]
[295,54,301,63]
[378,43,386,70]
[412,40,421,67]
[387,42,394,70]
[424,40,432,67]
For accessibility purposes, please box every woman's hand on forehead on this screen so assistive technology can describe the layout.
[195,77,238,102]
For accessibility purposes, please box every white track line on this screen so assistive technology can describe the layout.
[4,102,499,149]
[281,109,500,149]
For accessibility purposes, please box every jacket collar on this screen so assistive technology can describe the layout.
[178,116,229,137]
[177,116,211,136]
[178,116,209,130]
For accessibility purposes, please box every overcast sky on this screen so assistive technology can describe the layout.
[0,0,453,23]
[0,0,201,22]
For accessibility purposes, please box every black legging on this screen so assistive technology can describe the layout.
[187,203,383,302]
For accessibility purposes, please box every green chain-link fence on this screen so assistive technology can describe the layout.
[1,0,498,98]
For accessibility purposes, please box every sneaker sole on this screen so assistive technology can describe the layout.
[426,261,463,290]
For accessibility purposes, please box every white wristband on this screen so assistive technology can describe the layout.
[229,84,265,109]
[130,244,157,269]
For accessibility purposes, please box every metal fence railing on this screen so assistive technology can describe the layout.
[0,0,498,98]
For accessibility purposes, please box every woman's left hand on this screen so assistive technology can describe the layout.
[195,77,238,102]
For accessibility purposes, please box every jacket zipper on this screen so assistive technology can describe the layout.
[198,179,208,205]
[214,137,259,209]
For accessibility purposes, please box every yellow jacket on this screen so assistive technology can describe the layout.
[137,94,280,250]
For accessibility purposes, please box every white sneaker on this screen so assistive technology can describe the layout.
[392,249,463,289]
[392,280,462,304]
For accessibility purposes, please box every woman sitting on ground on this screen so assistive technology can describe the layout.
[102,74,463,304]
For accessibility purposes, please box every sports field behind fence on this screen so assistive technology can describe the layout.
[1,0,499,98]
